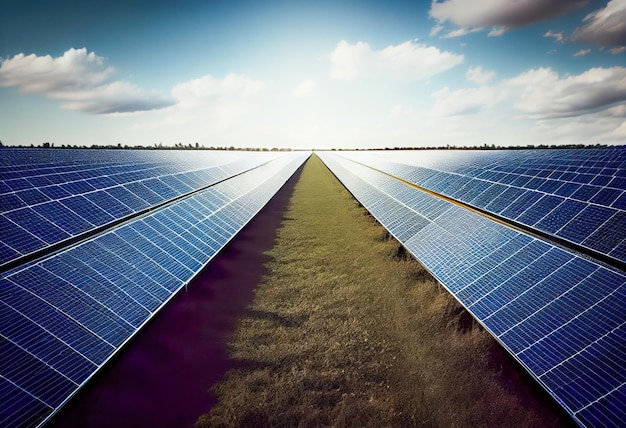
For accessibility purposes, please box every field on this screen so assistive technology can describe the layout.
[196,154,573,427]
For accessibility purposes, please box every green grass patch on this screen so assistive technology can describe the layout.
[196,154,573,427]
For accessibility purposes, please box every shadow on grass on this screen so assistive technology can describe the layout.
[245,308,308,328]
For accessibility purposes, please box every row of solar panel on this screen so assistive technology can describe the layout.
[1,161,157,182]
[0,152,309,428]
[0,153,279,267]
[468,159,626,182]
[0,148,248,169]
[336,150,626,265]
[346,148,626,194]
[317,152,625,428]
[0,153,268,193]
[371,147,625,178]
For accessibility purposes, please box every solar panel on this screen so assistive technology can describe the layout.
[337,148,626,268]
[318,150,626,428]
[0,149,309,427]
[0,149,282,268]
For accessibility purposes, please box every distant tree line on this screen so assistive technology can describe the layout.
[335,143,615,151]
[0,140,618,151]
[370,143,613,151]
[0,141,294,152]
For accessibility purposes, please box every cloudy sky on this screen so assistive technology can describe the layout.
[1,0,625,149]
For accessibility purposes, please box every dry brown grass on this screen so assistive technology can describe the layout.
[196,154,573,427]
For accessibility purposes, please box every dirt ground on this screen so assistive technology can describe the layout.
[47,167,303,428]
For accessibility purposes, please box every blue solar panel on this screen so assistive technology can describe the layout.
[0,377,52,428]
[0,149,295,268]
[5,208,71,244]
[83,191,134,218]
[0,215,47,255]
[32,201,93,235]
[318,150,626,428]
[338,148,626,267]
[0,339,78,407]
[0,149,309,426]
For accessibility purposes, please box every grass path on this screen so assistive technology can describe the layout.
[196,154,571,427]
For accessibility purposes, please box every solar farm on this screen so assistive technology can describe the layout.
[0,149,309,426]
[1,147,625,427]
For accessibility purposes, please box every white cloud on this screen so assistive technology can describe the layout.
[533,108,626,144]
[329,41,371,80]
[544,30,565,43]
[0,48,174,114]
[572,0,626,47]
[610,46,626,54]
[136,72,268,142]
[171,73,265,107]
[512,67,626,119]
[574,48,592,57]
[329,39,463,82]
[430,0,587,38]
[466,66,496,84]
[432,85,508,116]
[432,66,626,121]
[292,79,317,97]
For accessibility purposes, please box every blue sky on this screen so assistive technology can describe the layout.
[1,0,625,149]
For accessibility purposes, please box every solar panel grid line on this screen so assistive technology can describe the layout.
[4,208,72,244]
[61,252,156,317]
[169,154,308,291]
[103,155,292,284]
[458,268,596,412]
[435,165,605,212]
[0,302,99,385]
[574,336,626,412]
[1,162,126,179]
[0,341,82,409]
[484,256,582,329]
[8,265,135,347]
[364,150,616,193]
[104,186,151,211]
[81,236,174,294]
[567,324,626,390]
[37,258,140,331]
[519,284,624,362]
[114,224,193,288]
[0,366,64,412]
[140,215,205,267]
[0,309,93,386]
[4,161,226,216]
[107,226,196,284]
[346,162,435,225]
[318,154,420,252]
[2,281,120,357]
[323,157,470,288]
[467,241,553,313]
[536,325,626,415]
[0,376,53,427]
[555,205,617,243]
[1,281,115,365]
[0,214,47,254]
[160,212,217,257]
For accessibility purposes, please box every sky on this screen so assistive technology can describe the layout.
[0,0,625,150]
